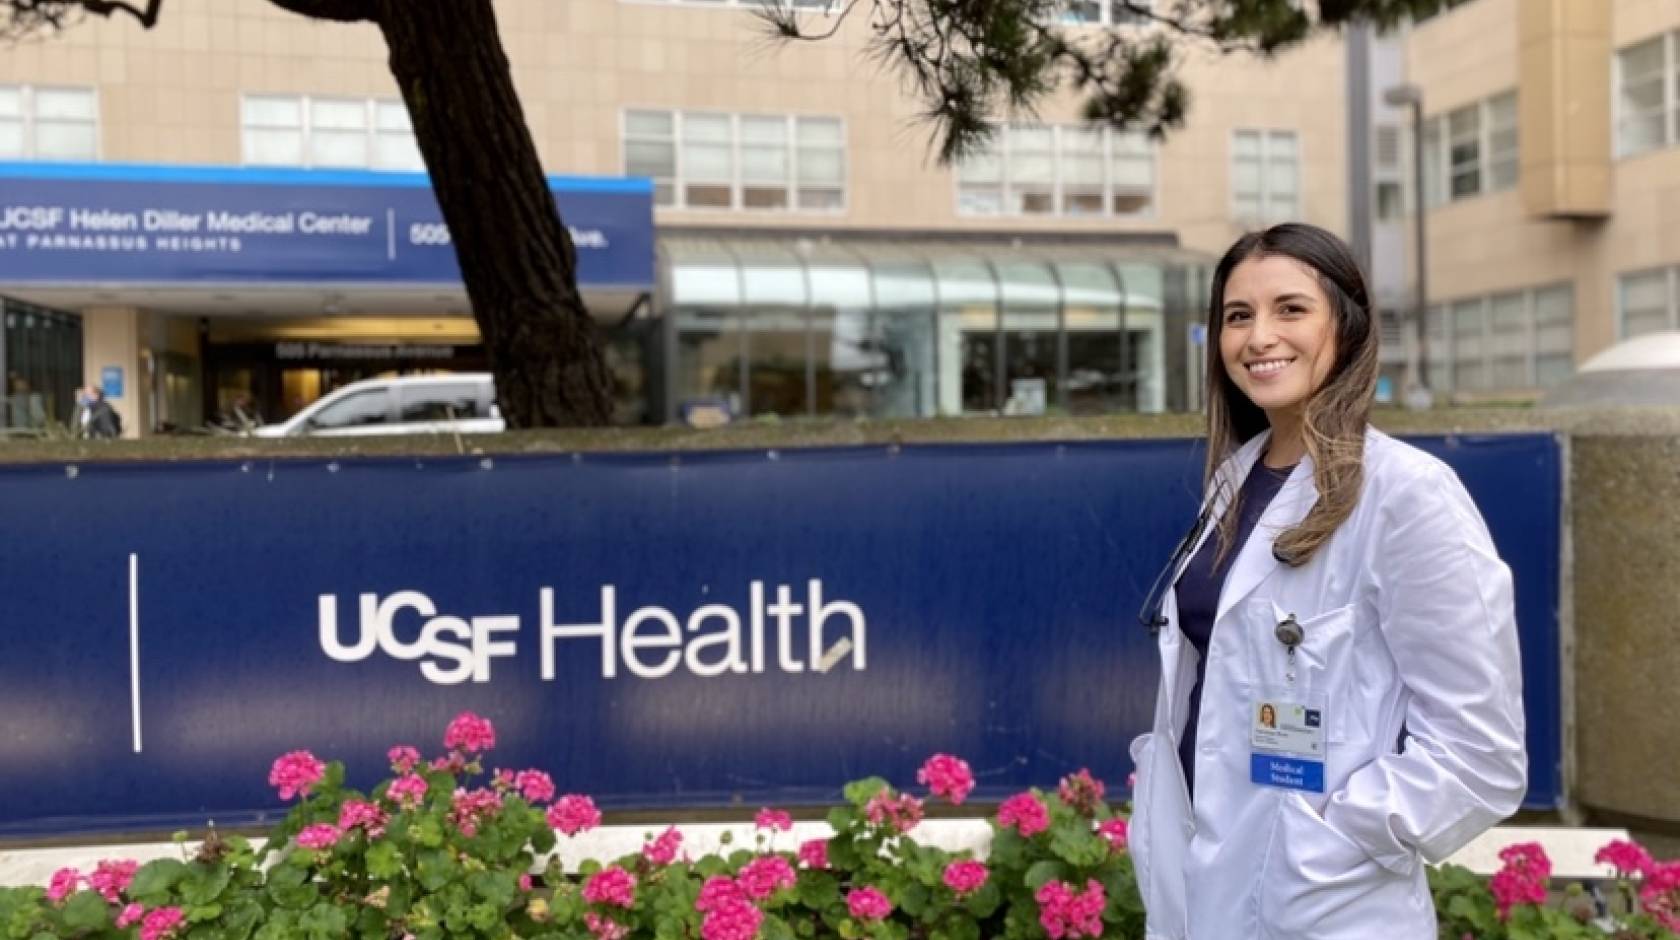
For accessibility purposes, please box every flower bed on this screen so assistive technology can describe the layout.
[2,712,1674,939]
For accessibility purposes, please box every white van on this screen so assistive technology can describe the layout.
[250,374,505,438]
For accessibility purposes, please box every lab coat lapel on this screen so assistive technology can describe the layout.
[1213,452,1319,624]
[1174,432,1272,584]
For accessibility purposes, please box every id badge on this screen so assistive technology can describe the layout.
[1249,694,1326,793]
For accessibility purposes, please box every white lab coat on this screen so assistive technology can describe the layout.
[1129,427,1527,940]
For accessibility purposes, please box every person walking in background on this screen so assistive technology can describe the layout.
[1128,223,1527,939]
[73,386,122,439]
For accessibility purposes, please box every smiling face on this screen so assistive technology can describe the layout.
[1218,254,1340,426]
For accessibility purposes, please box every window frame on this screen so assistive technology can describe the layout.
[1417,89,1520,206]
[1432,282,1576,395]
[1615,265,1679,340]
[954,122,1158,220]
[1229,128,1301,225]
[621,108,848,214]
[1613,31,1676,159]
[240,94,423,171]
[0,84,100,161]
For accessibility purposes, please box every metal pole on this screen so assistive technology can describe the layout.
[1411,98,1431,395]
[1346,20,1374,278]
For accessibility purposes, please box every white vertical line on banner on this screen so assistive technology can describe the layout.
[130,552,142,754]
[387,210,397,260]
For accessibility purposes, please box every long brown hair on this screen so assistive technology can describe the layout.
[1204,223,1380,567]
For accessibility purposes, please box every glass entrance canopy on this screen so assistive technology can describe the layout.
[657,233,1214,421]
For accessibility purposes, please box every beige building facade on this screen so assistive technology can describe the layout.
[0,0,1352,433]
[1396,0,1680,401]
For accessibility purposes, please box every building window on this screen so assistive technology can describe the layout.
[1418,90,1518,206]
[955,123,1156,218]
[1485,92,1518,191]
[1430,284,1574,395]
[1618,268,1676,339]
[623,110,845,213]
[1616,33,1676,158]
[0,85,98,160]
[1062,0,1153,26]
[240,95,423,171]
[1231,129,1298,224]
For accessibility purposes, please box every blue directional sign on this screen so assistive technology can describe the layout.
[0,162,654,290]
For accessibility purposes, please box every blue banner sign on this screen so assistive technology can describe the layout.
[0,435,1561,838]
[0,162,654,290]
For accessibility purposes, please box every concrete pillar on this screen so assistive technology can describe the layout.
[80,306,147,439]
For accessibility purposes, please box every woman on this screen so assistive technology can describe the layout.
[1128,224,1527,939]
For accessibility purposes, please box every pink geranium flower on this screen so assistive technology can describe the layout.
[116,903,145,928]
[1057,769,1106,815]
[267,750,325,801]
[1035,879,1106,939]
[738,856,796,900]
[583,866,637,909]
[548,794,602,836]
[1097,817,1129,852]
[642,826,683,865]
[46,867,80,903]
[1595,839,1654,878]
[443,711,496,755]
[386,773,428,809]
[296,823,342,851]
[798,838,830,870]
[942,860,988,896]
[387,746,421,774]
[1489,842,1551,921]
[585,912,629,940]
[88,859,138,903]
[918,754,976,805]
[338,799,388,839]
[864,789,925,834]
[139,906,186,940]
[701,897,764,940]
[696,875,748,913]
[1641,860,1680,934]
[847,886,893,922]
[516,769,556,804]
[754,807,794,831]
[997,792,1050,837]
[450,787,504,838]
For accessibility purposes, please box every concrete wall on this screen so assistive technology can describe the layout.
[1570,431,1680,823]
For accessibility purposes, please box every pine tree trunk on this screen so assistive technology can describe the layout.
[371,0,614,427]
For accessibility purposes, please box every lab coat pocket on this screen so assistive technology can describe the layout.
[1245,600,1356,742]
[1257,792,1420,939]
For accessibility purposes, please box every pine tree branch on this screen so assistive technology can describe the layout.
[262,0,375,23]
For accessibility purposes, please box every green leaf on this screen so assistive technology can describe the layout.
[987,828,1025,870]
[1022,860,1068,891]
[60,891,110,932]
[842,777,890,807]
[898,881,930,918]
[762,913,797,940]
[298,901,348,940]
[468,869,518,908]
[826,806,858,833]
[962,881,1002,919]
[414,814,445,848]
[180,863,235,906]
[130,858,189,902]
[366,841,403,880]
[417,849,457,892]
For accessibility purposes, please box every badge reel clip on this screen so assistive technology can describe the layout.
[1275,613,1303,685]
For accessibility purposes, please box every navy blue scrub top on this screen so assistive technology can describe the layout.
[1174,456,1295,799]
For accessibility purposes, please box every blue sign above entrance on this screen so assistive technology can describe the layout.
[0,162,655,291]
